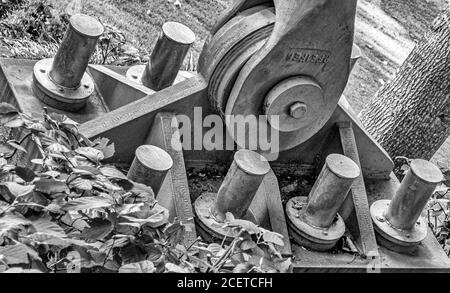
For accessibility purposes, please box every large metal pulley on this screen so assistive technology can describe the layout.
[199,0,357,152]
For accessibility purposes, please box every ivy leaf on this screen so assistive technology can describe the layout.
[31,216,66,238]
[99,235,134,253]
[0,142,15,157]
[27,233,70,248]
[2,268,43,273]
[262,230,285,247]
[206,243,223,256]
[7,140,27,153]
[0,243,39,265]
[73,166,101,176]
[233,263,253,273]
[274,258,292,273]
[35,178,68,194]
[4,119,24,128]
[68,177,93,191]
[62,197,114,211]
[0,182,34,199]
[165,263,189,273]
[92,138,115,159]
[0,214,31,238]
[100,166,127,179]
[81,218,113,240]
[47,143,70,154]
[227,219,261,235]
[119,204,169,228]
[240,239,257,251]
[101,143,115,160]
[0,103,18,115]
[14,166,36,182]
[118,203,145,216]
[119,260,155,273]
[28,122,47,133]
[0,158,7,168]
[76,147,104,163]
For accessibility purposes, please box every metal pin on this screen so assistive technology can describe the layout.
[212,149,271,221]
[127,145,173,195]
[303,154,361,228]
[386,159,443,230]
[32,14,104,111]
[137,22,195,91]
[50,14,104,88]
[286,154,360,251]
[370,159,444,252]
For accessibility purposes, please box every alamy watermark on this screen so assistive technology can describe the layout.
[171,107,280,160]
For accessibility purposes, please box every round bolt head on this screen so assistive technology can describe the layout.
[290,102,307,119]
[377,216,385,222]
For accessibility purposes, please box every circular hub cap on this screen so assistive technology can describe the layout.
[263,77,324,132]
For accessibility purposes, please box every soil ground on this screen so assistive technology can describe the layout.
[16,0,450,167]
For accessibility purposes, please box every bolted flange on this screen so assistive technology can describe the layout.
[127,145,173,195]
[263,76,324,133]
[286,154,360,251]
[193,149,270,241]
[126,22,195,91]
[32,14,104,112]
[286,196,346,251]
[371,159,444,253]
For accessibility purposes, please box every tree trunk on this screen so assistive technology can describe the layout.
[359,9,450,160]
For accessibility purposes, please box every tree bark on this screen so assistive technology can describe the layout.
[359,9,450,160]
